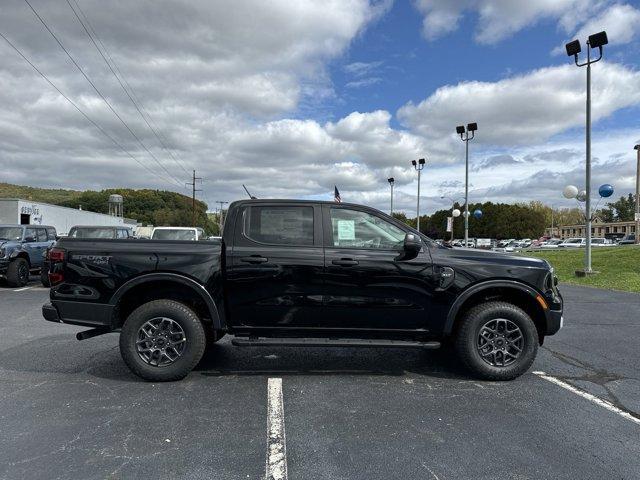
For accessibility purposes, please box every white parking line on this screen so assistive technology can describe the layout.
[12,286,32,292]
[533,371,640,426]
[266,378,288,480]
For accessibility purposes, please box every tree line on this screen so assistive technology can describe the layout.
[392,194,637,239]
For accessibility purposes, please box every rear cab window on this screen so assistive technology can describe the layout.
[243,206,314,246]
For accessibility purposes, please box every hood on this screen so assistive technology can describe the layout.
[439,246,550,269]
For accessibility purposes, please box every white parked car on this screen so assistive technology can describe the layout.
[475,238,492,249]
[559,238,585,248]
[540,239,563,249]
[151,227,205,241]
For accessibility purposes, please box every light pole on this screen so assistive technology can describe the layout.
[441,195,463,243]
[635,145,640,244]
[388,177,395,216]
[411,158,425,231]
[456,123,477,247]
[565,30,608,273]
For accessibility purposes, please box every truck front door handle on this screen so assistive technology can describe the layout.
[332,258,359,267]
[241,256,268,264]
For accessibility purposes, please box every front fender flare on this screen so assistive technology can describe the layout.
[443,279,543,335]
[110,272,223,330]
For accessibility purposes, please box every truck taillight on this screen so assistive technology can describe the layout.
[48,248,65,285]
[49,248,65,262]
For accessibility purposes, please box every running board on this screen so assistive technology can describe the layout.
[231,337,441,349]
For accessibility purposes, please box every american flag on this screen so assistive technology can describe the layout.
[334,186,341,203]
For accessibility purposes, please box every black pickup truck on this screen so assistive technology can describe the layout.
[42,199,562,382]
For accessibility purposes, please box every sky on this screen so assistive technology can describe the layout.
[0,0,639,215]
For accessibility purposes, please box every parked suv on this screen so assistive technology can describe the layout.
[0,224,56,287]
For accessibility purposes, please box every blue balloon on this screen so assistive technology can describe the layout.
[473,209,483,219]
[599,184,614,198]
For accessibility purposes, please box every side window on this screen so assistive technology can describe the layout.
[46,228,57,240]
[36,228,47,242]
[244,206,314,246]
[116,229,127,239]
[24,228,37,242]
[330,208,405,250]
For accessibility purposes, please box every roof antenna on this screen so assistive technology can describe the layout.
[243,184,257,199]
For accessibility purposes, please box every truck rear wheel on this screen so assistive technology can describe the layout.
[40,268,51,287]
[6,258,29,287]
[455,301,538,381]
[119,299,206,382]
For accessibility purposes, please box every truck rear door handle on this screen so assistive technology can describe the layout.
[241,255,268,264]
[332,258,359,266]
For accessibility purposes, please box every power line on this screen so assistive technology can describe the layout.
[23,0,183,187]
[0,30,177,186]
[65,0,191,177]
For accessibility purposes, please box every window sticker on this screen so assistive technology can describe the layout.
[337,220,355,240]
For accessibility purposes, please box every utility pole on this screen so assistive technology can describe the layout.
[216,201,229,233]
[635,145,640,244]
[186,170,202,227]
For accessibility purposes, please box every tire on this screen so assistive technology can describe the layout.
[6,258,29,287]
[455,301,538,381]
[119,299,206,382]
[40,268,51,287]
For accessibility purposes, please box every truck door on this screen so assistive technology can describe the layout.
[322,205,434,331]
[225,204,325,328]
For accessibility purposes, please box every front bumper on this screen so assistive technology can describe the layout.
[0,258,9,275]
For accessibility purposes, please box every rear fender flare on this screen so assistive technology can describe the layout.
[110,272,223,329]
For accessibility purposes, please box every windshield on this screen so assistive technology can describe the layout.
[69,227,116,239]
[0,227,23,241]
[152,229,196,241]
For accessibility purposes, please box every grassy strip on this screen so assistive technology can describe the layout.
[521,246,640,293]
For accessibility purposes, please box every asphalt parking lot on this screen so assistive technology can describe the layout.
[1,280,639,479]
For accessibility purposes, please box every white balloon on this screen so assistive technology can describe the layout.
[576,190,587,202]
[563,185,578,199]
[452,209,461,217]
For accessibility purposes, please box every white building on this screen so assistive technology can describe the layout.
[0,198,136,235]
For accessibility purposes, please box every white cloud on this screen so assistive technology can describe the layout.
[553,3,640,54]
[414,0,588,44]
[397,62,640,146]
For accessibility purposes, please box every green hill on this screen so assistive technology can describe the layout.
[0,182,82,205]
[0,183,216,234]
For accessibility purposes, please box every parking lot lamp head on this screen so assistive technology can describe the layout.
[467,123,477,132]
[588,31,608,49]
[456,125,465,136]
[565,39,581,58]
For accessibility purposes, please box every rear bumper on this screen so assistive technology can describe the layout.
[42,300,114,328]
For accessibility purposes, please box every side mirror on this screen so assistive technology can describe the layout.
[396,232,422,261]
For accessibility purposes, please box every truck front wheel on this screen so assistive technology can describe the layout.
[455,301,538,381]
[119,299,206,382]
